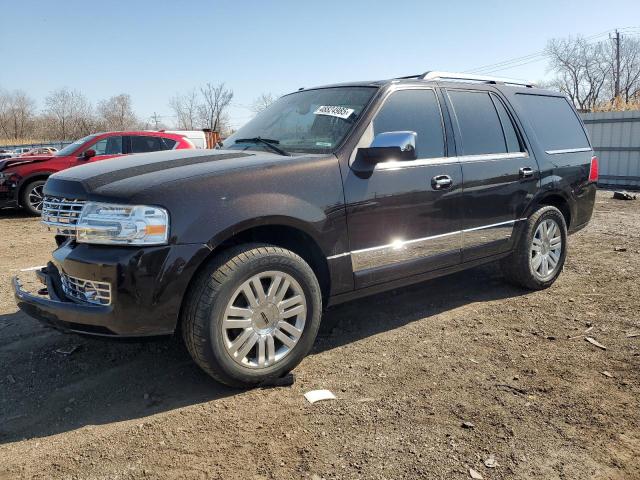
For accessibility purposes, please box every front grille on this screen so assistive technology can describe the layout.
[42,196,85,236]
[60,273,112,306]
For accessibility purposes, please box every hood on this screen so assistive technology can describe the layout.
[44,148,318,202]
[0,155,54,172]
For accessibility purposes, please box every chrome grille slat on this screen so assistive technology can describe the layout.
[60,273,112,306]
[42,196,85,236]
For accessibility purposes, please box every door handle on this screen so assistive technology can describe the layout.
[519,167,535,178]
[431,174,453,190]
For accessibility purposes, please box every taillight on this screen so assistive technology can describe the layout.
[589,156,599,183]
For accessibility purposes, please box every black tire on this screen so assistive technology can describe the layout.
[181,244,322,387]
[500,206,568,290]
[21,179,46,216]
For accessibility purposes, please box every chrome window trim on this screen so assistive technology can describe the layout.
[545,147,592,155]
[375,156,456,169]
[372,152,528,170]
[457,152,528,163]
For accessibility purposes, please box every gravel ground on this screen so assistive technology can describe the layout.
[0,190,639,480]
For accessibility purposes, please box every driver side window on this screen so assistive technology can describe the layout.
[89,136,124,156]
[373,89,445,159]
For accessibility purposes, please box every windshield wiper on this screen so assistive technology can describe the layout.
[234,137,290,156]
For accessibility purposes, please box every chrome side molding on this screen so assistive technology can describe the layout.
[328,219,527,272]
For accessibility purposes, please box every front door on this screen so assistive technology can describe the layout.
[444,88,539,261]
[70,135,126,167]
[343,87,463,289]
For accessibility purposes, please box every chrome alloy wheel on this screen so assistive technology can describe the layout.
[29,184,45,212]
[222,271,307,369]
[530,219,562,280]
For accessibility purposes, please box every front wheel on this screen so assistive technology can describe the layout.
[181,244,322,387]
[501,206,568,290]
[21,179,47,216]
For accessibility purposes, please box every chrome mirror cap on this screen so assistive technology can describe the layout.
[370,131,416,152]
[358,131,418,163]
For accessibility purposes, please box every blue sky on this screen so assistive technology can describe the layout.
[1,0,639,129]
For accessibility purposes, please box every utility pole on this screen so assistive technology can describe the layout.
[150,112,161,130]
[611,29,621,99]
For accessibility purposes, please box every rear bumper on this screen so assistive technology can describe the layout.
[13,241,210,337]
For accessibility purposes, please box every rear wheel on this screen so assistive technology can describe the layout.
[501,206,568,290]
[181,244,322,387]
[21,180,46,216]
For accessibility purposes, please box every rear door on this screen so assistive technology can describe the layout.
[343,87,463,289]
[128,135,175,153]
[444,88,538,261]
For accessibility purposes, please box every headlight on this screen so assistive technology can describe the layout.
[75,202,169,245]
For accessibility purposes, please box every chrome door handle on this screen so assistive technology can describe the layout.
[431,174,453,190]
[519,167,534,178]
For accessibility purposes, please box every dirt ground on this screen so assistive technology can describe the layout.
[0,190,638,480]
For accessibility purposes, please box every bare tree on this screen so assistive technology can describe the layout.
[616,36,640,102]
[169,89,200,130]
[251,92,277,114]
[546,36,609,110]
[44,88,94,140]
[198,82,233,133]
[0,90,36,140]
[97,94,138,131]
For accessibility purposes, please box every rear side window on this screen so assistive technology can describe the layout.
[448,90,507,155]
[515,94,589,151]
[130,135,165,153]
[373,89,445,159]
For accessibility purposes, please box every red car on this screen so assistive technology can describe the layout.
[0,131,195,215]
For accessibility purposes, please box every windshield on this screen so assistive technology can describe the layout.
[55,134,99,156]
[223,87,377,154]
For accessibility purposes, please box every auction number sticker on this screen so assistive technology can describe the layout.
[314,105,355,119]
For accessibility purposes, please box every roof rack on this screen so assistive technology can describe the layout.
[420,71,536,88]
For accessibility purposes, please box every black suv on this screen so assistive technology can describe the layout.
[13,71,597,387]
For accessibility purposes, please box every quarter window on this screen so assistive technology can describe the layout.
[373,89,445,159]
[448,90,507,156]
[160,137,177,150]
[515,94,590,151]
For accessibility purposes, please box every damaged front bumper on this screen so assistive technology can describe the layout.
[13,264,115,336]
[12,241,210,337]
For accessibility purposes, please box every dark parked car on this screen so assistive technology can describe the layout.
[14,71,597,387]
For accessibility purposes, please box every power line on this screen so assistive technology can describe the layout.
[464,28,636,75]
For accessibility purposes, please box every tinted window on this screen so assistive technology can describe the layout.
[90,136,123,155]
[448,90,506,155]
[373,89,444,159]
[160,137,177,150]
[130,135,165,153]
[515,94,589,151]
[491,94,522,153]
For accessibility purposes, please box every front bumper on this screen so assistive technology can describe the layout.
[0,183,19,208]
[13,241,210,337]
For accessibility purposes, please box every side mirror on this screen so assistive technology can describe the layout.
[82,149,96,160]
[358,131,417,163]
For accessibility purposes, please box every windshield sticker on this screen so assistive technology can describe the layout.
[315,141,333,147]
[314,105,355,119]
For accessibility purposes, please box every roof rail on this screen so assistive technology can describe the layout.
[420,71,536,88]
